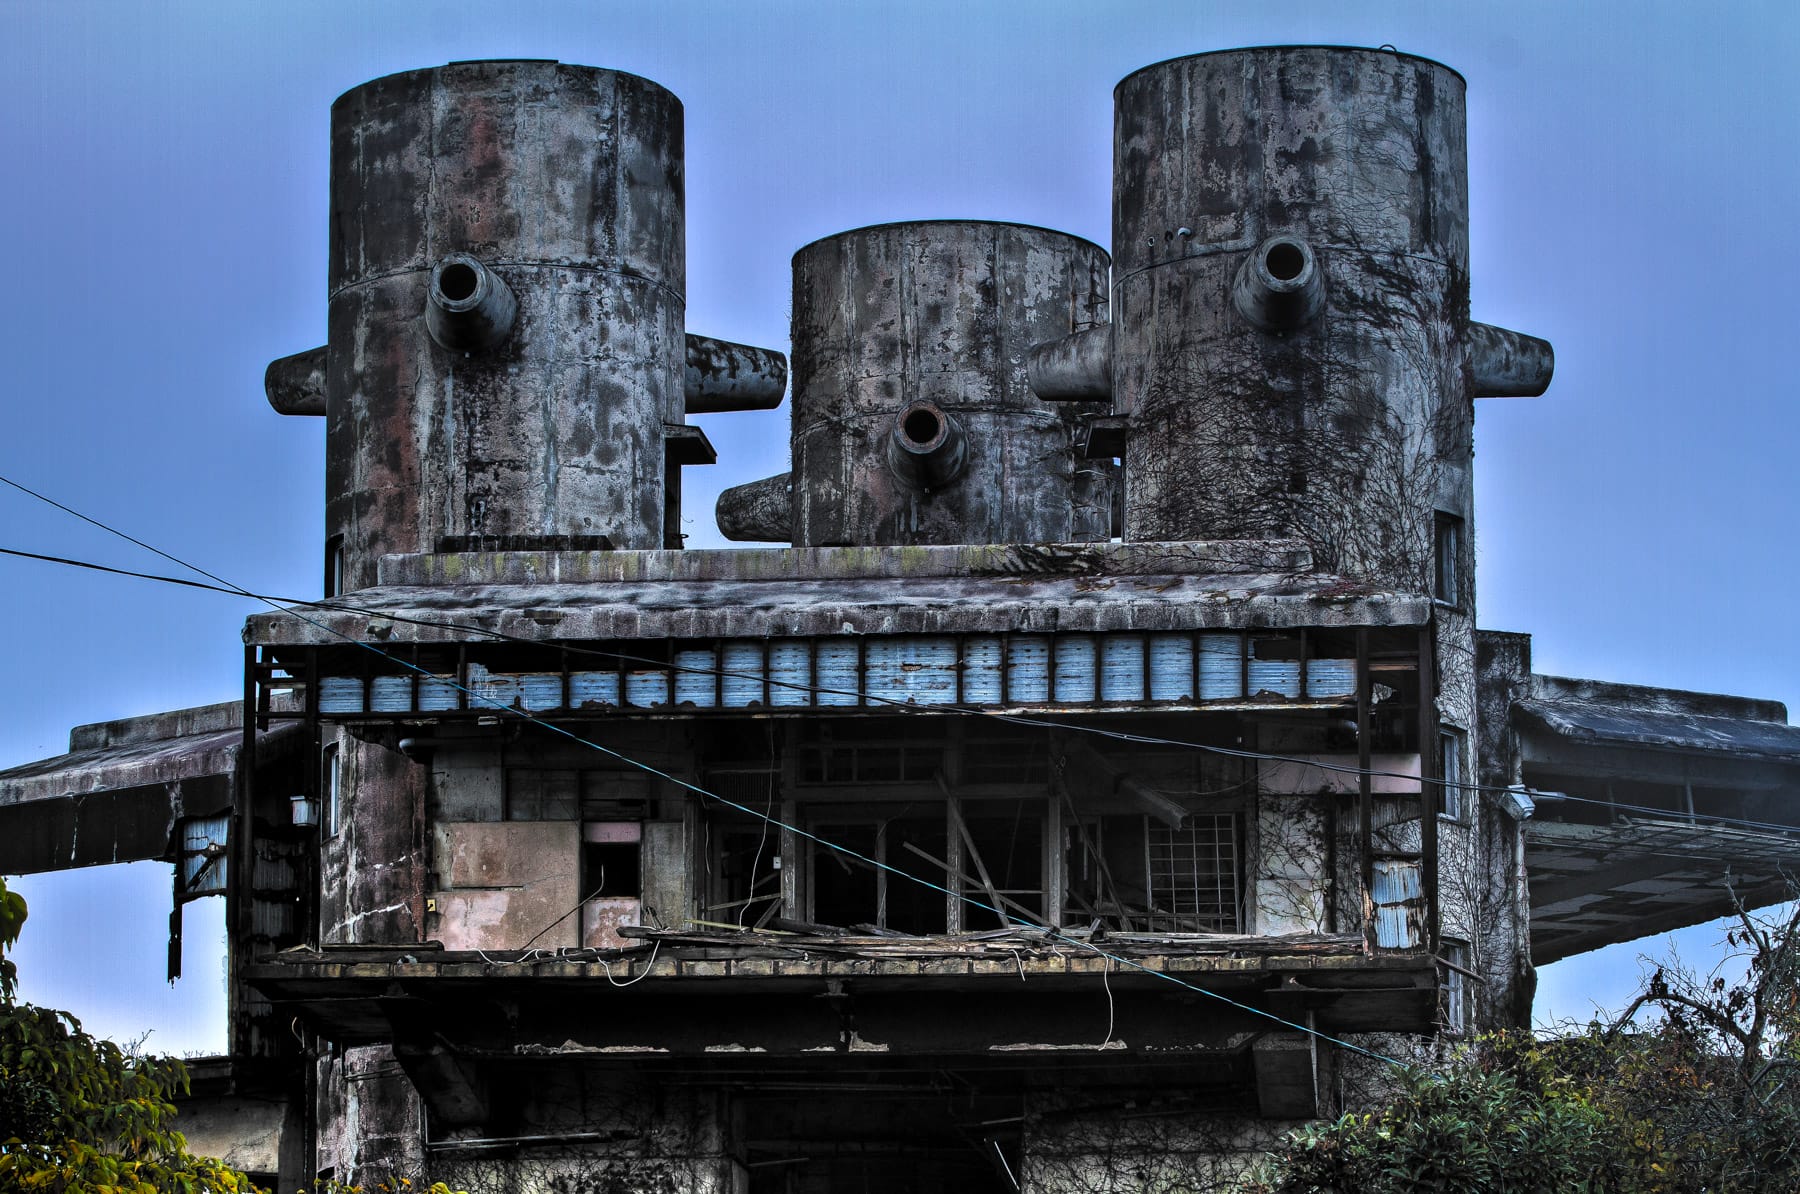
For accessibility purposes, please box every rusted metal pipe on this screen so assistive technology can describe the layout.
[424,254,517,353]
[684,334,788,413]
[715,472,793,542]
[1231,235,1326,331]
[265,346,327,416]
[1467,322,1555,397]
[1028,325,1113,401]
[887,402,968,491]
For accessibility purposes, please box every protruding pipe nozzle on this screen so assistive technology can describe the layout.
[716,472,794,542]
[887,402,969,491]
[424,254,517,352]
[685,334,788,413]
[1466,322,1555,397]
[1028,324,1114,402]
[265,345,327,415]
[1232,235,1326,331]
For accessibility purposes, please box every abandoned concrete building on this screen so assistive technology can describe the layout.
[7,44,1800,1193]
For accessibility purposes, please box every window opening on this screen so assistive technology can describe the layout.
[1145,814,1240,932]
[1433,511,1463,607]
[324,535,345,599]
[583,823,642,899]
[1443,940,1470,1034]
[1438,728,1466,820]
[322,742,341,837]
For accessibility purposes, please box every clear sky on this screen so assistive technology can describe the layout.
[1,0,1795,1054]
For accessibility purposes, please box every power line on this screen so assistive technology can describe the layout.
[0,477,1411,1067]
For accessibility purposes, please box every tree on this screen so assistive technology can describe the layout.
[1238,895,1800,1193]
[0,874,262,1193]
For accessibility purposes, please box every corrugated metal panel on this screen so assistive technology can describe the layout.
[180,814,230,894]
[673,648,717,707]
[768,641,811,707]
[964,636,1003,704]
[319,677,363,713]
[1006,635,1052,703]
[721,641,763,707]
[868,636,957,706]
[520,673,564,712]
[570,670,620,708]
[1248,659,1301,698]
[624,668,670,708]
[1306,658,1357,698]
[310,630,1364,717]
[419,675,460,710]
[371,675,412,712]
[469,664,520,709]
[1149,633,1194,701]
[1372,858,1424,949]
[1054,635,1098,703]
[816,640,860,706]
[1199,634,1242,699]
[1101,634,1146,702]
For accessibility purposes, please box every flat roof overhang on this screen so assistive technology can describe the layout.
[1518,688,1800,965]
[248,936,1439,1058]
[243,542,1427,648]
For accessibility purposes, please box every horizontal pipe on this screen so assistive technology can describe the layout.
[715,472,793,542]
[1232,235,1326,331]
[1028,324,1113,402]
[887,402,968,490]
[424,254,517,353]
[1467,322,1554,397]
[264,346,327,416]
[685,334,788,413]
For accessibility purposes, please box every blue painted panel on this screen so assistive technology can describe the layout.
[180,814,230,894]
[815,641,860,706]
[319,677,364,713]
[868,636,958,706]
[570,671,620,708]
[674,648,718,707]
[720,641,764,707]
[371,675,412,713]
[1248,659,1301,698]
[418,676,460,711]
[1199,634,1243,700]
[768,641,811,707]
[1006,636,1051,703]
[1306,658,1357,699]
[519,673,564,712]
[1053,635,1097,703]
[468,665,520,710]
[1149,633,1194,701]
[1101,634,1146,702]
[624,668,670,708]
[963,636,1003,704]
[1372,858,1424,949]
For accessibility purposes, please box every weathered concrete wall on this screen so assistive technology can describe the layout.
[321,729,426,945]
[1108,47,1480,593]
[775,220,1111,547]
[431,821,580,950]
[314,1046,427,1187]
[325,61,687,590]
[1022,1092,1296,1192]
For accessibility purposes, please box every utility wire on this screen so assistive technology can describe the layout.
[0,479,1414,1067]
[5,532,1799,840]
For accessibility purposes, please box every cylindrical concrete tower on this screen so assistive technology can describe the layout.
[722,220,1111,547]
[1069,46,1547,591]
[324,60,686,590]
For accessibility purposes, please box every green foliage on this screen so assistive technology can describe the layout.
[0,874,262,1193]
[1240,897,1800,1193]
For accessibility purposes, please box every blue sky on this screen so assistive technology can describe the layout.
[1,0,1795,1053]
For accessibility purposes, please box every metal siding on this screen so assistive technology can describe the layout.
[768,641,811,707]
[1149,633,1194,700]
[720,641,763,706]
[963,636,1004,704]
[570,670,621,708]
[319,677,364,713]
[624,668,671,708]
[1006,635,1052,703]
[1372,858,1425,949]
[371,675,412,712]
[673,648,717,707]
[1199,634,1243,699]
[180,814,231,894]
[1101,634,1147,702]
[1054,635,1098,703]
[1306,658,1357,699]
[520,673,564,712]
[815,640,860,706]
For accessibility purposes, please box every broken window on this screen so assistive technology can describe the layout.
[953,800,1044,926]
[1442,940,1470,1034]
[1433,511,1463,607]
[795,721,947,785]
[1437,728,1467,820]
[807,806,950,935]
[1145,814,1240,932]
[322,742,341,837]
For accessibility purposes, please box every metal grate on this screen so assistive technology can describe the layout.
[1145,814,1239,932]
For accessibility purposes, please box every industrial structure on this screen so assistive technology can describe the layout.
[6,46,1800,1193]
